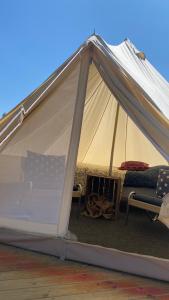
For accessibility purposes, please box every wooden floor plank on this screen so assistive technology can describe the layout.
[0,283,156,300]
[0,243,168,300]
[32,291,152,300]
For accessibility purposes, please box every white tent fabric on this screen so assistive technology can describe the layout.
[90,36,169,162]
[0,34,169,238]
[77,63,167,167]
[108,40,169,119]
[0,61,81,235]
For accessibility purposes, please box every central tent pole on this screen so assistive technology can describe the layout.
[109,101,120,176]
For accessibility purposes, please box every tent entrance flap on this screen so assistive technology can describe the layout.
[0,59,82,236]
[57,50,91,236]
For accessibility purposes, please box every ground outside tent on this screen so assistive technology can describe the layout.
[1,243,169,300]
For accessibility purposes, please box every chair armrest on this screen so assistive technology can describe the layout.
[72,184,82,198]
[76,184,82,193]
[128,191,136,201]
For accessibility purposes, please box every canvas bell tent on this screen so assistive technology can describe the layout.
[0,35,169,281]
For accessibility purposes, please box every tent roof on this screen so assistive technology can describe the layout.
[106,38,169,118]
[1,34,169,158]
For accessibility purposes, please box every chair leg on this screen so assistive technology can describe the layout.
[125,191,136,225]
[76,184,83,219]
[77,195,82,218]
[145,211,159,222]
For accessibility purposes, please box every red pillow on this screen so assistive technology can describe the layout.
[119,161,149,171]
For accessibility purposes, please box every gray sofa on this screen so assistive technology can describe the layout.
[121,165,169,207]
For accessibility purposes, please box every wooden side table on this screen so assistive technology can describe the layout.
[85,174,121,219]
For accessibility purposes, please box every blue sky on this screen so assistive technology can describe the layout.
[0,0,169,116]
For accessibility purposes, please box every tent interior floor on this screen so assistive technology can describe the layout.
[69,202,169,260]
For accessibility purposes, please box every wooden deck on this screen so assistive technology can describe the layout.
[0,244,169,299]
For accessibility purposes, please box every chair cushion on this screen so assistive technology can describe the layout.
[124,165,169,188]
[132,193,162,207]
[156,169,169,198]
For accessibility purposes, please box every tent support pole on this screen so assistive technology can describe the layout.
[109,102,120,176]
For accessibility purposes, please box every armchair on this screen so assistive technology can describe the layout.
[125,191,162,224]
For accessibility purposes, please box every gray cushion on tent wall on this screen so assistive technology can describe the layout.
[156,169,169,198]
[22,151,65,189]
[124,165,169,188]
